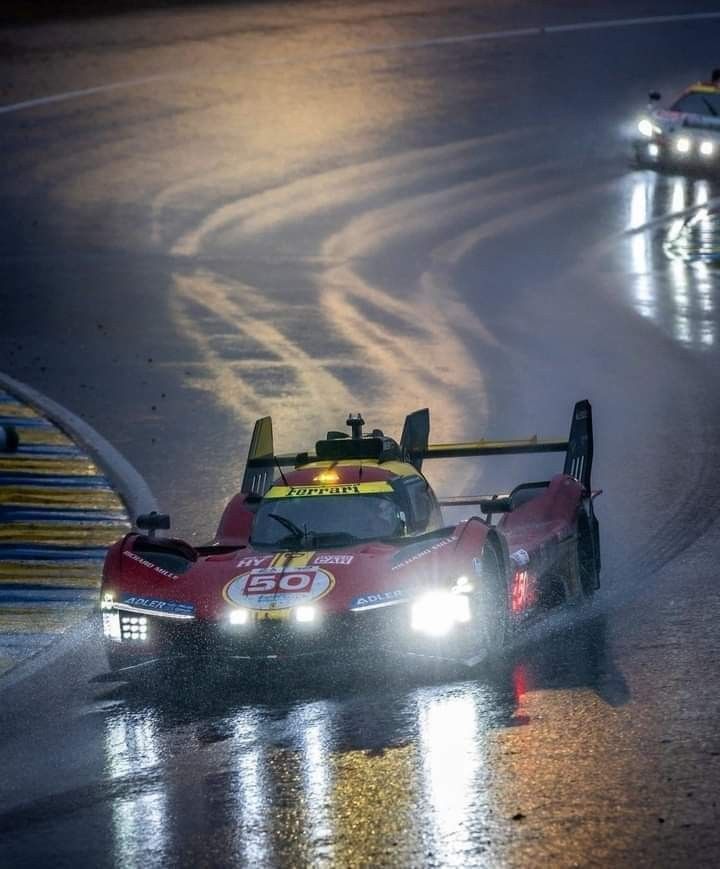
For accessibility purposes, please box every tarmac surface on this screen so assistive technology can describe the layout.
[2,1,720,866]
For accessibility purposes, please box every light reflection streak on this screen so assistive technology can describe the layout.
[301,721,334,861]
[626,174,716,347]
[419,690,481,863]
[231,715,269,866]
[104,712,168,869]
[629,174,656,319]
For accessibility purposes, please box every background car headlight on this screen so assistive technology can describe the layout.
[675,137,691,154]
[700,140,715,157]
[411,591,471,637]
[648,143,660,158]
[294,605,317,624]
[637,118,655,138]
[229,608,250,626]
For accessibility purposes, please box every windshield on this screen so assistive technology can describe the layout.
[671,91,720,117]
[252,494,405,547]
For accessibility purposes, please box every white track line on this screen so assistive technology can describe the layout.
[2,11,720,116]
[0,371,157,519]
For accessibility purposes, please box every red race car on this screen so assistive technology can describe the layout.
[100,401,600,673]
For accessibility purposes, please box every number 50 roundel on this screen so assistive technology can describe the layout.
[224,566,335,611]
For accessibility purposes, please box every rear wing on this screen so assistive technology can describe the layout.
[425,399,593,490]
[435,400,594,509]
[241,400,594,496]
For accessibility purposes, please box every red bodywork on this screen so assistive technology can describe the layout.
[100,463,590,669]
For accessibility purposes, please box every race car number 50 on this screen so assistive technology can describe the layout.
[225,566,335,610]
[244,572,313,594]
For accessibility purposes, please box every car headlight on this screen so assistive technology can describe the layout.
[700,140,715,157]
[101,592,115,611]
[229,608,250,626]
[637,117,655,138]
[102,610,121,641]
[119,614,148,641]
[675,137,691,154]
[410,590,471,637]
[293,605,317,624]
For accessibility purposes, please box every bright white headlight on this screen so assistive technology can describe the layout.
[102,611,121,641]
[700,140,714,157]
[676,137,691,154]
[229,609,250,626]
[294,606,317,624]
[101,593,115,611]
[410,591,471,637]
[648,143,660,158]
[637,118,654,138]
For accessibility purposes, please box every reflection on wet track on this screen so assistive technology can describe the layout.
[627,172,718,348]
[106,710,168,868]
[88,614,628,866]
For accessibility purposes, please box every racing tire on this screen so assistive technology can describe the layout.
[466,540,510,665]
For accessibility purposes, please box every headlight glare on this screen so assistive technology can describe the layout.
[637,118,654,138]
[700,140,714,157]
[294,605,317,624]
[676,137,691,154]
[411,590,471,637]
[229,608,250,626]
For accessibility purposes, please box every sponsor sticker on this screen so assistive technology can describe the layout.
[270,551,315,568]
[236,555,273,569]
[314,554,354,565]
[265,482,393,498]
[391,536,454,571]
[123,549,178,579]
[350,589,406,610]
[120,595,195,616]
[224,566,335,611]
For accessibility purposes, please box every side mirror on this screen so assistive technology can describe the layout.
[136,511,171,537]
[480,496,512,515]
[648,91,661,102]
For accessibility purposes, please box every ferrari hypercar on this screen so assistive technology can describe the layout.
[634,75,720,168]
[100,401,600,673]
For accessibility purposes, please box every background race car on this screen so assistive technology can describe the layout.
[634,73,720,168]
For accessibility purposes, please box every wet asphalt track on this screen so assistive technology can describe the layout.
[2,1,720,865]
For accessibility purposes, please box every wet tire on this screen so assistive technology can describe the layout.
[466,540,510,664]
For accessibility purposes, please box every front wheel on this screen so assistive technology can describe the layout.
[465,541,510,665]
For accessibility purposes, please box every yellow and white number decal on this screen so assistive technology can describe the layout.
[224,565,335,611]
